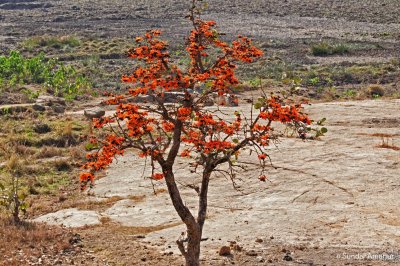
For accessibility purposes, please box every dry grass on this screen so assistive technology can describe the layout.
[75,222,184,265]
[369,133,399,138]
[52,159,72,172]
[356,132,400,138]
[68,146,85,160]
[375,137,400,151]
[0,217,73,266]
[61,196,125,212]
[367,84,385,97]
[35,146,64,158]
[128,194,147,202]
[376,143,400,151]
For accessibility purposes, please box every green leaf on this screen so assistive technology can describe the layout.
[20,203,28,214]
[254,102,262,109]
[293,77,303,85]
[232,138,239,143]
[320,127,328,134]
[317,117,327,125]
[18,194,26,200]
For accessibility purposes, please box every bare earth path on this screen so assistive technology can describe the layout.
[36,99,400,264]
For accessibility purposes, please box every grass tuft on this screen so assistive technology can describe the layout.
[311,42,351,56]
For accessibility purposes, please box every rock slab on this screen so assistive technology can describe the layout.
[33,208,101,228]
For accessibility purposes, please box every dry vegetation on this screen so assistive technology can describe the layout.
[0,218,74,265]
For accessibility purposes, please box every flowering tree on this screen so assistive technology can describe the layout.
[80,1,311,265]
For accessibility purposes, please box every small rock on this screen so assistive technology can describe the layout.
[308,91,317,98]
[283,253,293,261]
[36,95,66,106]
[58,195,67,202]
[128,95,152,103]
[219,246,231,256]
[227,94,239,106]
[33,104,46,111]
[52,104,65,113]
[84,107,105,119]
[164,92,185,103]
[232,244,242,252]
[256,256,264,262]
[255,238,263,243]
[203,97,214,106]
[245,250,258,256]
[69,233,82,245]
[33,123,51,134]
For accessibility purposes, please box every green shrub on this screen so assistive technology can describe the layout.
[368,84,385,97]
[311,42,351,56]
[0,51,91,99]
[332,44,351,55]
[22,35,81,51]
[311,42,331,56]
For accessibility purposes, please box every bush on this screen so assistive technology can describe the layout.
[22,35,81,51]
[368,84,385,97]
[311,42,351,56]
[0,51,91,99]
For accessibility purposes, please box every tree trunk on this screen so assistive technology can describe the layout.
[185,225,202,266]
[13,192,20,224]
[161,167,201,265]
[160,157,212,265]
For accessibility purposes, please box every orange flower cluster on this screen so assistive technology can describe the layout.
[259,175,267,182]
[258,154,267,160]
[82,134,125,172]
[259,97,311,124]
[139,149,162,159]
[80,134,125,189]
[152,173,164,180]
[162,121,175,132]
[179,112,243,154]
[185,20,263,95]
[122,30,190,95]
[79,172,94,190]
[177,107,192,121]
[180,149,191,157]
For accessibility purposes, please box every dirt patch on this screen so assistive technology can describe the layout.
[0,3,49,10]
[0,218,75,266]
[362,117,400,128]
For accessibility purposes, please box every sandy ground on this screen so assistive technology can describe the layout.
[35,98,400,265]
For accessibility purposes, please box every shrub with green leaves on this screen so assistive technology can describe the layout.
[0,51,91,100]
[22,35,81,51]
[0,155,28,224]
[311,42,351,56]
